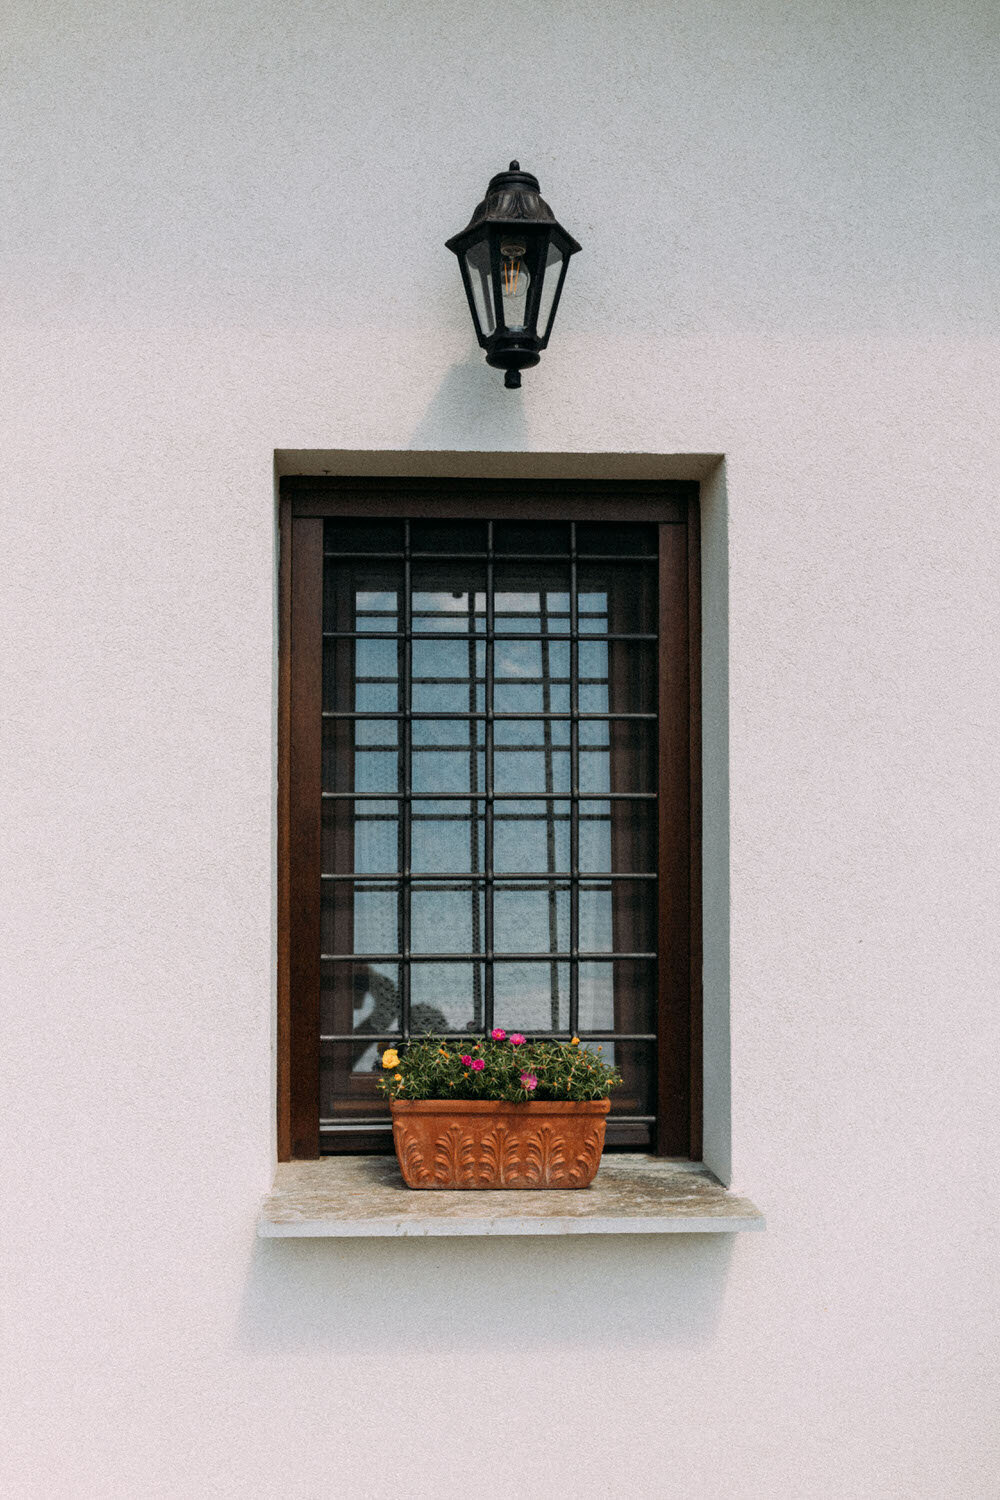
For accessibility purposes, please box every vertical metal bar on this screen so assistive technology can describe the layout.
[539,585,560,1029]
[468,581,482,1028]
[400,521,412,1039]
[484,522,495,1035]
[288,517,324,1158]
[569,522,579,1039]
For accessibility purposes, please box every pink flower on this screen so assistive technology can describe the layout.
[509,1033,526,1046]
[460,1054,472,1066]
[520,1072,538,1091]
[490,1027,507,1040]
[471,1058,485,1072]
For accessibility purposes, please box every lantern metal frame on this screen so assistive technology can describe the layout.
[446,161,582,389]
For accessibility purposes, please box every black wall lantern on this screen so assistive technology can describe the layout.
[446,162,581,389]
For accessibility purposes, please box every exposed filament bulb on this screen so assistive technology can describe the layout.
[499,240,530,330]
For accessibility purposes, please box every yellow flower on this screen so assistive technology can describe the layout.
[381,1048,400,1069]
[394,1073,403,1083]
[571,1036,580,1046]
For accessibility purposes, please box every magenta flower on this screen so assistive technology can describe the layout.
[520,1072,538,1091]
[460,1054,472,1066]
[509,1033,526,1046]
[490,1027,507,1040]
[471,1058,486,1072]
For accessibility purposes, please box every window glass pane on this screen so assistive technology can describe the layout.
[494,883,570,954]
[577,961,656,1034]
[582,1040,656,1130]
[493,562,571,634]
[576,522,657,556]
[493,961,570,1031]
[578,799,656,874]
[321,882,400,957]
[493,521,570,555]
[577,562,657,633]
[578,642,656,714]
[494,719,571,795]
[412,637,486,682]
[355,637,400,682]
[327,799,399,874]
[410,520,487,553]
[493,680,568,714]
[325,519,404,553]
[411,562,486,633]
[321,961,401,1037]
[493,799,571,873]
[411,799,485,873]
[412,750,486,795]
[495,639,569,685]
[579,880,655,954]
[410,884,485,955]
[324,559,403,627]
[410,962,485,1033]
[579,720,655,796]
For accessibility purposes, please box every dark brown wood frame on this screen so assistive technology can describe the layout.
[277,477,702,1161]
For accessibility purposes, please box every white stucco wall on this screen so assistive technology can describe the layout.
[3,2,999,1496]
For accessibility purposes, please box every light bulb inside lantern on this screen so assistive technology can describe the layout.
[499,241,530,331]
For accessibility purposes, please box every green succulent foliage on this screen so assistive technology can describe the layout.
[377,1035,622,1103]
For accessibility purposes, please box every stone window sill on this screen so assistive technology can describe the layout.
[257,1154,765,1238]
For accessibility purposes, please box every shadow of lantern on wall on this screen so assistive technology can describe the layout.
[446,162,582,389]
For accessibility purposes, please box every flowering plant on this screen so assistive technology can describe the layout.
[377,1032,621,1104]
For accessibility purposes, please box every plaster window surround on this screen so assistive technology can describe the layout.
[266,451,755,1236]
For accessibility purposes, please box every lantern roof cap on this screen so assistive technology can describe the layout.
[446,161,581,254]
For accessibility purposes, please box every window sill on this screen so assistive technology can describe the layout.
[257,1154,765,1238]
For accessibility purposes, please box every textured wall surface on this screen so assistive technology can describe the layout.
[2,2,999,1497]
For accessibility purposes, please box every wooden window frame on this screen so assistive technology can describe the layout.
[277,477,702,1160]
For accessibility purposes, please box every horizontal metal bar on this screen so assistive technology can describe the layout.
[318,1114,658,1132]
[322,791,657,801]
[321,952,657,963]
[323,631,656,641]
[320,1033,658,1043]
[323,551,657,562]
[321,871,657,881]
[321,711,656,720]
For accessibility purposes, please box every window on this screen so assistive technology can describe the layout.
[278,478,701,1159]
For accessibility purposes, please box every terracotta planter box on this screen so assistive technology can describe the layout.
[390,1098,611,1189]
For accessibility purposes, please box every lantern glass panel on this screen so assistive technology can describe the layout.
[535,240,567,342]
[464,241,495,337]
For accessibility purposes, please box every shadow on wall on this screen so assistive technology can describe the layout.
[408,355,530,452]
[237,1233,736,1356]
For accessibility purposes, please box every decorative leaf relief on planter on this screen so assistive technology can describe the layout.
[478,1121,522,1186]
[396,1129,435,1188]
[432,1124,478,1187]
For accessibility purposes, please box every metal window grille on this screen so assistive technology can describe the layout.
[318,519,659,1147]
